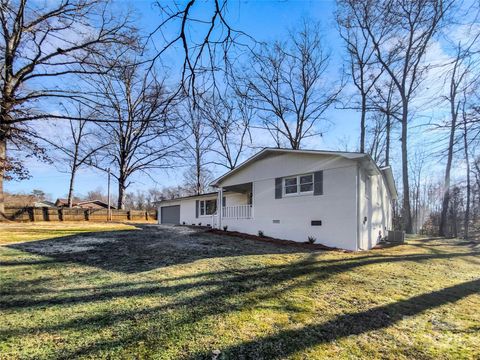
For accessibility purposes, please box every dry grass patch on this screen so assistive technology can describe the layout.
[0,222,138,245]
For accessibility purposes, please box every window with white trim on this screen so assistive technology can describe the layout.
[283,174,314,196]
[199,199,217,216]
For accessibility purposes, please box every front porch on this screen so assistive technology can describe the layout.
[212,182,253,228]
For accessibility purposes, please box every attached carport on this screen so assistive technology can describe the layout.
[160,205,180,224]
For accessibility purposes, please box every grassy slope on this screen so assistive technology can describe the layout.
[0,224,479,360]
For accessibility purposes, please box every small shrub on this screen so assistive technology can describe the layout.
[182,221,186,225]
[223,225,228,232]
[307,236,316,244]
[258,230,264,237]
[198,222,202,226]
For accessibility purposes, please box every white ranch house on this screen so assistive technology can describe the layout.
[157,148,397,251]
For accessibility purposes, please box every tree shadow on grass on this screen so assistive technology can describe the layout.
[1,251,477,312]
[5,225,309,273]
[3,227,480,359]
[189,278,480,359]
[45,250,479,359]
[1,246,479,360]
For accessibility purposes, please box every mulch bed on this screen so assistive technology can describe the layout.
[206,228,349,252]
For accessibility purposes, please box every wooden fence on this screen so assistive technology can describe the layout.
[4,207,157,223]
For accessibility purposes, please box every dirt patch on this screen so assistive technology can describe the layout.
[8,224,310,273]
[19,235,118,254]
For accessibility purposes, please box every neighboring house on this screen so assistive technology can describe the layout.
[55,199,115,209]
[4,193,55,208]
[33,201,56,208]
[157,148,397,251]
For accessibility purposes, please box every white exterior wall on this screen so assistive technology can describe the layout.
[224,193,249,206]
[158,193,249,227]
[158,152,394,251]
[358,168,393,250]
[219,153,359,250]
[158,195,216,226]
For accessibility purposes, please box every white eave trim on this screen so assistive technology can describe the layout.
[380,166,398,200]
[210,147,367,187]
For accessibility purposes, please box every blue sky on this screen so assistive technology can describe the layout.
[7,0,446,200]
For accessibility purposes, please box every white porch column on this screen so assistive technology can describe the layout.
[251,182,255,219]
[218,187,223,229]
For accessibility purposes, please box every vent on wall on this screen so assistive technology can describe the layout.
[273,220,280,224]
[311,220,322,226]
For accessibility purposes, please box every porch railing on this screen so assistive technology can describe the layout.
[222,205,252,219]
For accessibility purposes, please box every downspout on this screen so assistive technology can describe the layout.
[157,201,162,225]
[356,163,361,251]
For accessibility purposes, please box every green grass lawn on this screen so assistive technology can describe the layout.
[0,223,479,359]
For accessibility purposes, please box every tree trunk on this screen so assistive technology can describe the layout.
[118,179,126,210]
[360,94,366,153]
[452,192,459,238]
[196,143,201,195]
[463,119,470,239]
[401,102,413,233]
[439,107,457,237]
[0,135,5,214]
[385,112,391,166]
[67,166,77,208]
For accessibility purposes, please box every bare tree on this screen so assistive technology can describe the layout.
[0,0,132,213]
[343,0,454,233]
[93,60,180,209]
[366,112,388,164]
[42,104,107,207]
[462,102,472,239]
[84,187,109,204]
[181,98,215,195]
[203,93,253,170]
[410,149,427,233]
[243,23,341,149]
[151,0,251,102]
[439,37,479,236]
[369,79,402,166]
[460,79,480,239]
[473,156,480,225]
[337,2,383,152]
[183,165,214,195]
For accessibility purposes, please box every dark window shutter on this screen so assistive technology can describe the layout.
[222,196,226,207]
[314,171,323,195]
[275,178,283,199]
[195,200,199,218]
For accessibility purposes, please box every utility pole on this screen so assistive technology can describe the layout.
[107,168,111,221]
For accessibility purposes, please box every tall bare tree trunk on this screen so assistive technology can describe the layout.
[0,135,5,214]
[463,117,470,239]
[195,143,201,195]
[385,112,391,166]
[67,145,80,208]
[67,167,77,208]
[439,99,458,237]
[360,95,367,153]
[401,102,413,234]
[118,180,126,210]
